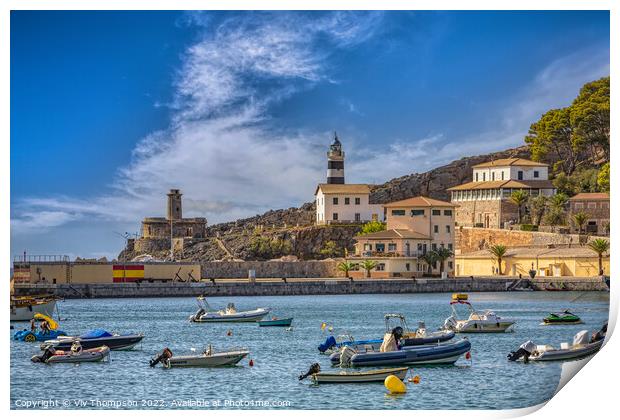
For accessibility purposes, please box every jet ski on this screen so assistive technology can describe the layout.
[542,310,582,325]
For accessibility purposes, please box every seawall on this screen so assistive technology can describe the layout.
[14,277,608,299]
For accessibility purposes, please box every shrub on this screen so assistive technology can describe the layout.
[520,224,539,232]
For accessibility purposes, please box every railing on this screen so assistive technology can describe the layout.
[13,254,70,263]
[353,251,422,258]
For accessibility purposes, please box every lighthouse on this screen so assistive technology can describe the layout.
[326,132,345,184]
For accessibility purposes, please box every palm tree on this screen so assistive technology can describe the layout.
[528,195,548,226]
[421,251,438,275]
[434,247,454,275]
[360,260,377,278]
[337,261,355,278]
[488,244,508,275]
[572,210,589,234]
[549,193,569,210]
[587,239,609,275]
[510,190,529,224]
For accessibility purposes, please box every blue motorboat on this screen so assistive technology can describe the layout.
[42,329,144,351]
[318,334,382,353]
[330,338,471,367]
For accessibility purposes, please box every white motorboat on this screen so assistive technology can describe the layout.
[443,294,515,333]
[189,297,270,322]
[150,346,249,368]
[508,324,606,363]
[10,295,58,322]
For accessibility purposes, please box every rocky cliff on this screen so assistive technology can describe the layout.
[120,145,532,262]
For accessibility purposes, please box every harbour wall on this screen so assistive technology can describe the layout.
[14,277,608,299]
[200,261,338,279]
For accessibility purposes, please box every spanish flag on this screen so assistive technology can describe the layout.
[113,265,144,283]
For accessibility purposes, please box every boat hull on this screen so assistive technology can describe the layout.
[191,308,270,323]
[340,339,471,367]
[164,351,249,368]
[529,341,603,362]
[43,334,144,351]
[312,367,408,384]
[402,330,455,346]
[456,321,515,333]
[258,318,293,327]
[33,346,110,363]
[10,300,56,322]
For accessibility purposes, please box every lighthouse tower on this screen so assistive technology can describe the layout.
[326,132,345,184]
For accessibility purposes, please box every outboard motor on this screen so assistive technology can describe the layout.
[32,346,56,363]
[508,340,536,363]
[339,346,357,367]
[591,322,608,343]
[443,316,457,331]
[190,308,206,322]
[318,336,337,353]
[298,363,321,380]
[149,347,173,367]
[392,326,404,342]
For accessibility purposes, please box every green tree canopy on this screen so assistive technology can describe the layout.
[360,220,386,235]
[597,163,610,192]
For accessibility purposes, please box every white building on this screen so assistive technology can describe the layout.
[315,184,383,225]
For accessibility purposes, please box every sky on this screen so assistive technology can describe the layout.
[10,10,610,260]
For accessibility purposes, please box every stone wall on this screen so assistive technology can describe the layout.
[14,276,608,299]
[201,260,338,279]
[456,226,607,254]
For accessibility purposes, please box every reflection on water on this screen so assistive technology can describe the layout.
[10,292,609,410]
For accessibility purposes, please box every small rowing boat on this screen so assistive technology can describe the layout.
[312,367,408,384]
[258,317,293,327]
[150,346,249,368]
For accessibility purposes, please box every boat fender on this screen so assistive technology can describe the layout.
[339,346,356,367]
[249,359,254,367]
[318,336,337,353]
[298,363,320,380]
[385,375,407,394]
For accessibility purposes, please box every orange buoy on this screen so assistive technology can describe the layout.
[412,375,420,384]
[249,359,254,367]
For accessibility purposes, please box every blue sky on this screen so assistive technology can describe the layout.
[10,11,610,259]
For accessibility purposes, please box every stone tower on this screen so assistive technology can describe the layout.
[327,132,345,184]
[167,189,183,221]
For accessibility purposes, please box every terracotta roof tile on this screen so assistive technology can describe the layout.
[382,196,456,208]
[315,184,371,195]
[472,158,549,168]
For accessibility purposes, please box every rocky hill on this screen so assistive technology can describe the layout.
[120,145,532,262]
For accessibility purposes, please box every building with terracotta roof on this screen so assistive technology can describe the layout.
[569,192,610,235]
[448,158,556,228]
[350,196,456,278]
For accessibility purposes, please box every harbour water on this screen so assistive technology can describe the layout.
[10,292,609,410]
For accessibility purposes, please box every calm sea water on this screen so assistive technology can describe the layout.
[10,292,609,410]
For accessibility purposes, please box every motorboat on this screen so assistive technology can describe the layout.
[10,295,59,321]
[317,315,454,354]
[385,314,455,346]
[189,297,270,323]
[42,329,144,351]
[31,345,110,363]
[542,310,583,325]
[330,335,471,367]
[14,313,66,342]
[508,324,606,363]
[258,317,293,327]
[149,346,249,368]
[443,294,515,333]
[300,363,409,384]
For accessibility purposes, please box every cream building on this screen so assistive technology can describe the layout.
[455,246,609,277]
[350,196,457,278]
[448,158,556,228]
[315,184,383,225]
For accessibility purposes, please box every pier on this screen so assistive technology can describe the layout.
[13,276,608,299]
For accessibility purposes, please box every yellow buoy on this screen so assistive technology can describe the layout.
[384,375,407,394]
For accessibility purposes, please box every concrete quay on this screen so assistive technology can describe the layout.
[13,276,609,299]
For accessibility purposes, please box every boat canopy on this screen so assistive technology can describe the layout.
[34,313,59,330]
[80,329,113,339]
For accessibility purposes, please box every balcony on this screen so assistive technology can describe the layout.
[354,251,421,258]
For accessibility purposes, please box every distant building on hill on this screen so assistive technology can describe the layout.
[569,192,610,235]
[141,189,207,239]
[448,158,556,228]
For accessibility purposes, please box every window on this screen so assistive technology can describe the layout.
[432,243,437,251]
[392,209,406,216]
[333,197,338,205]
[444,209,452,216]
[405,263,410,271]
[501,172,505,180]
[388,243,397,252]
[364,243,372,251]
[411,209,425,216]
[345,197,350,205]
[376,263,385,271]
[534,170,539,178]
[482,173,486,181]
[446,225,451,233]
[492,172,495,181]
[475,173,479,182]
[517,170,523,180]
[447,243,453,250]
[355,197,361,205]
[432,209,441,216]
[448,261,453,269]
[376,243,385,252]
[332,213,338,220]
[433,225,439,233]
[355,213,361,222]
[588,202,597,209]
[574,202,584,209]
